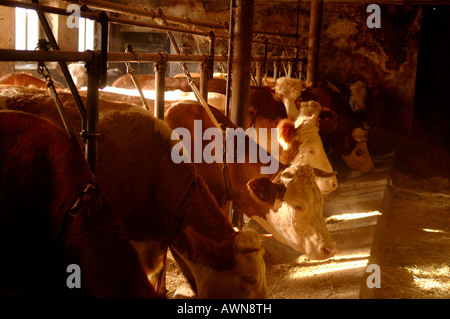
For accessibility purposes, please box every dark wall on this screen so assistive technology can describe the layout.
[398,6,450,178]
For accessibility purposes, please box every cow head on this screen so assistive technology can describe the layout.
[341,127,374,173]
[277,102,338,194]
[173,228,269,299]
[247,164,337,260]
[348,81,368,114]
[274,77,307,121]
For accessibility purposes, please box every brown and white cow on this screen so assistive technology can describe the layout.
[165,101,337,260]
[0,110,157,299]
[0,86,268,299]
[245,87,338,194]
[275,77,374,173]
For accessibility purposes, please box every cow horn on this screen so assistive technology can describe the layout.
[260,234,273,241]
[313,168,337,178]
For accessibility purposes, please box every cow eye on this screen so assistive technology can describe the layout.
[355,149,363,156]
[295,205,302,210]
[309,148,315,154]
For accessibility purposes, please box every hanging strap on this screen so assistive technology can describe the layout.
[124,44,150,111]
[37,62,80,145]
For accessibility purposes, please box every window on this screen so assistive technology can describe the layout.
[15,7,94,52]
[78,17,94,51]
[15,8,38,50]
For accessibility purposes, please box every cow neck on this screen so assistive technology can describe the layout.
[227,149,289,220]
[170,174,237,269]
[148,135,236,251]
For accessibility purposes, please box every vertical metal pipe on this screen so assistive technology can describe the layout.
[230,0,255,129]
[200,62,209,102]
[154,62,166,120]
[99,11,109,89]
[287,62,293,78]
[306,0,323,87]
[273,61,279,82]
[255,62,263,86]
[85,54,100,176]
[225,0,237,118]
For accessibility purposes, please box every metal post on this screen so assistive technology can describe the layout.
[306,0,323,87]
[154,61,167,120]
[208,31,215,80]
[255,62,263,86]
[85,52,101,176]
[287,61,293,78]
[230,0,254,230]
[99,11,109,89]
[230,0,254,129]
[225,0,236,118]
[200,62,209,102]
[273,61,279,82]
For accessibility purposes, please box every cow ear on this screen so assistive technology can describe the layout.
[247,177,286,206]
[277,119,297,150]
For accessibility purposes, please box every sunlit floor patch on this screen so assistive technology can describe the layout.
[326,211,381,222]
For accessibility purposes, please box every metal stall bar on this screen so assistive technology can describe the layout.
[230,0,255,229]
[85,51,101,175]
[108,15,228,39]
[64,0,228,31]
[306,0,324,87]
[0,49,295,65]
[65,0,300,39]
[225,0,236,118]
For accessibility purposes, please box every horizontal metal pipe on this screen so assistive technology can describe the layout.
[108,16,228,39]
[0,0,100,20]
[0,49,301,65]
[64,0,228,31]
[0,49,95,62]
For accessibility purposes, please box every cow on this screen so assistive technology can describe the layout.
[0,110,157,299]
[206,86,338,194]
[0,72,64,89]
[348,81,368,114]
[111,73,227,94]
[0,86,268,299]
[275,77,374,173]
[165,101,338,260]
[77,86,226,114]
[246,86,338,194]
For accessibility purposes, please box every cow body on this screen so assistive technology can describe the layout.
[0,72,64,89]
[112,74,227,94]
[165,101,337,260]
[0,110,156,298]
[0,86,268,299]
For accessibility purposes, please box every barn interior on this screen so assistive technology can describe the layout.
[0,0,448,299]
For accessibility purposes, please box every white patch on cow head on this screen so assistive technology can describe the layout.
[341,127,374,173]
[68,63,87,89]
[274,77,306,121]
[349,81,368,113]
[177,229,269,299]
[250,164,337,260]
